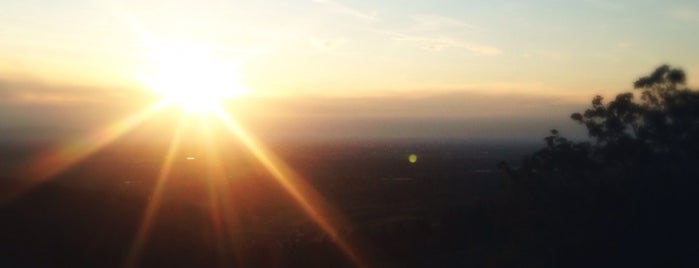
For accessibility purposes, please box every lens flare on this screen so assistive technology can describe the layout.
[214,108,367,268]
[123,118,187,268]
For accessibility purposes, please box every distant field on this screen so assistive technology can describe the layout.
[0,139,537,267]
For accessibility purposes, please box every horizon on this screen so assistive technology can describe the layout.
[2,1,699,142]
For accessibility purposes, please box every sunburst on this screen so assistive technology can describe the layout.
[143,42,249,114]
[19,36,366,267]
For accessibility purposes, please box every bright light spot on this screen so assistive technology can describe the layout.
[143,41,250,114]
[186,156,195,160]
[408,154,418,163]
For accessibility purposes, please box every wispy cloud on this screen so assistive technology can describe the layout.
[409,14,482,33]
[384,31,501,55]
[228,91,585,128]
[0,78,156,133]
[0,79,152,106]
[226,91,587,141]
[379,14,500,55]
[312,0,378,22]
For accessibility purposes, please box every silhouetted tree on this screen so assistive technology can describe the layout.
[496,65,699,267]
[505,64,699,178]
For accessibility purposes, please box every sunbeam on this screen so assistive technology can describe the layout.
[122,117,187,268]
[214,108,367,268]
[2,101,169,205]
[198,117,235,266]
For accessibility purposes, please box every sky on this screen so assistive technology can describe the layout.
[1,0,699,142]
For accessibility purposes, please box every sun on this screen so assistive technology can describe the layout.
[143,42,249,114]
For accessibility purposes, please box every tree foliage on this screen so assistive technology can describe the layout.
[504,65,699,178]
[495,65,699,266]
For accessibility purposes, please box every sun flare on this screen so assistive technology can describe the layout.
[144,42,249,114]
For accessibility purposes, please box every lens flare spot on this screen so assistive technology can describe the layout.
[408,154,418,163]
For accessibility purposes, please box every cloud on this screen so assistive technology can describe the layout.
[377,14,500,55]
[0,79,152,106]
[312,0,378,22]
[0,78,156,128]
[232,90,584,120]
[409,14,482,32]
[385,31,501,55]
[223,91,588,141]
[0,78,588,142]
